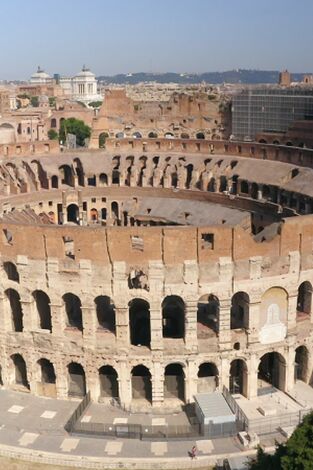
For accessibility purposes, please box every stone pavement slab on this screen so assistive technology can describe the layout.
[40,410,57,419]
[8,405,24,414]
[104,441,123,455]
[151,441,168,455]
[196,439,214,454]
[60,438,79,452]
[18,432,39,446]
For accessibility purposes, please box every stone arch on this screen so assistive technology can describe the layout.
[99,365,119,399]
[295,346,309,383]
[164,363,185,401]
[297,281,312,320]
[197,362,219,393]
[51,175,58,188]
[33,290,52,331]
[196,132,205,139]
[231,292,249,330]
[90,208,98,222]
[68,362,86,397]
[67,204,79,224]
[111,201,119,221]
[11,354,29,389]
[258,351,286,391]
[197,294,219,336]
[3,261,19,283]
[132,131,142,139]
[5,288,23,332]
[148,131,158,138]
[162,296,185,339]
[129,299,150,347]
[63,293,83,331]
[229,359,248,396]
[59,164,74,186]
[95,296,115,333]
[240,180,249,194]
[99,173,108,186]
[51,118,57,128]
[131,365,152,402]
[38,358,56,384]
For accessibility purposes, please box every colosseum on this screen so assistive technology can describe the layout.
[0,137,312,414]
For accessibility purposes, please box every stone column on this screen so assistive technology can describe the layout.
[50,303,66,337]
[247,298,261,345]
[150,303,163,351]
[152,361,164,407]
[0,295,12,332]
[115,307,129,347]
[55,362,68,399]
[218,298,231,350]
[187,358,198,400]
[20,300,33,332]
[82,305,97,348]
[220,356,230,390]
[287,293,297,331]
[286,347,296,393]
[118,361,132,407]
[247,354,259,399]
[184,299,198,352]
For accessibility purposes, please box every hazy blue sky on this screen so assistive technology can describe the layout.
[1,0,312,79]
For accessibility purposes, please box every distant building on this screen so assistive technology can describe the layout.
[30,66,102,105]
[278,70,292,86]
[232,86,313,141]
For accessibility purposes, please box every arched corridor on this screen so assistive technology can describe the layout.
[162,296,185,339]
[6,289,23,332]
[197,362,218,393]
[231,292,249,330]
[229,359,247,396]
[63,293,83,331]
[164,363,185,401]
[11,354,29,389]
[95,296,115,333]
[67,204,79,224]
[129,299,150,347]
[131,365,152,402]
[258,352,286,392]
[33,290,52,331]
[295,346,309,383]
[68,362,86,397]
[99,365,118,398]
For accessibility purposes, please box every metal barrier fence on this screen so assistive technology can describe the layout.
[222,386,249,428]
[247,408,313,435]
[64,391,91,433]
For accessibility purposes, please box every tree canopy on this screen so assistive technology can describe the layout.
[248,412,313,470]
[59,118,91,147]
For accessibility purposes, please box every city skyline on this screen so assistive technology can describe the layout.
[0,0,312,80]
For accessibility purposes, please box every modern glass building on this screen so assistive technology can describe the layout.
[232,87,313,140]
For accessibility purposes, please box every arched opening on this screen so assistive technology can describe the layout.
[99,173,108,186]
[181,133,190,139]
[12,354,29,389]
[68,362,86,397]
[197,294,219,336]
[111,201,119,220]
[3,262,19,282]
[164,132,174,139]
[229,359,248,396]
[132,131,142,139]
[99,132,109,148]
[129,299,150,347]
[131,365,152,402]
[95,296,115,333]
[260,287,288,344]
[101,208,107,220]
[59,165,73,186]
[164,364,185,401]
[231,292,249,330]
[63,293,83,331]
[115,132,125,139]
[148,131,158,138]
[207,177,216,192]
[259,139,267,144]
[262,185,271,200]
[273,140,280,145]
[297,282,312,321]
[6,289,23,332]
[51,175,58,188]
[286,141,293,147]
[33,290,52,331]
[162,296,185,339]
[186,164,193,189]
[258,352,286,392]
[240,180,249,194]
[99,366,118,398]
[67,204,79,224]
[51,118,57,128]
[196,132,205,139]
[251,182,259,199]
[74,158,84,186]
[219,175,227,192]
[38,358,56,384]
[197,363,219,393]
[295,346,309,383]
[171,172,178,188]
[90,208,98,222]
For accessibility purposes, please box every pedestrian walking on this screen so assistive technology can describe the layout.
[190,445,197,459]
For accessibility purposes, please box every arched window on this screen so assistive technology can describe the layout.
[68,362,86,397]
[99,173,108,186]
[197,294,219,335]
[162,296,185,338]
[231,292,249,330]
[196,132,205,140]
[295,346,309,383]
[95,296,115,333]
[197,363,219,393]
[6,289,23,332]
[38,358,56,384]
[63,293,83,331]
[59,165,73,186]
[131,365,152,402]
[258,352,286,392]
[67,204,79,224]
[3,262,19,282]
[229,359,247,396]
[297,282,312,320]
[148,132,158,138]
[51,175,58,188]
[11,354,29,389]
[164,364,185,401]
[99,366,118,398]
[240,180,249,194]
[129,299,150,347]
[33,290,52,331]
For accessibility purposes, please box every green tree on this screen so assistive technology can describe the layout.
[248,412,313,470]
[59,118,91,147]
[99,132,109,148]
[30,96,39,107]
[49,97,56,108]
[48,129,59,140]
[88,100,103,108]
